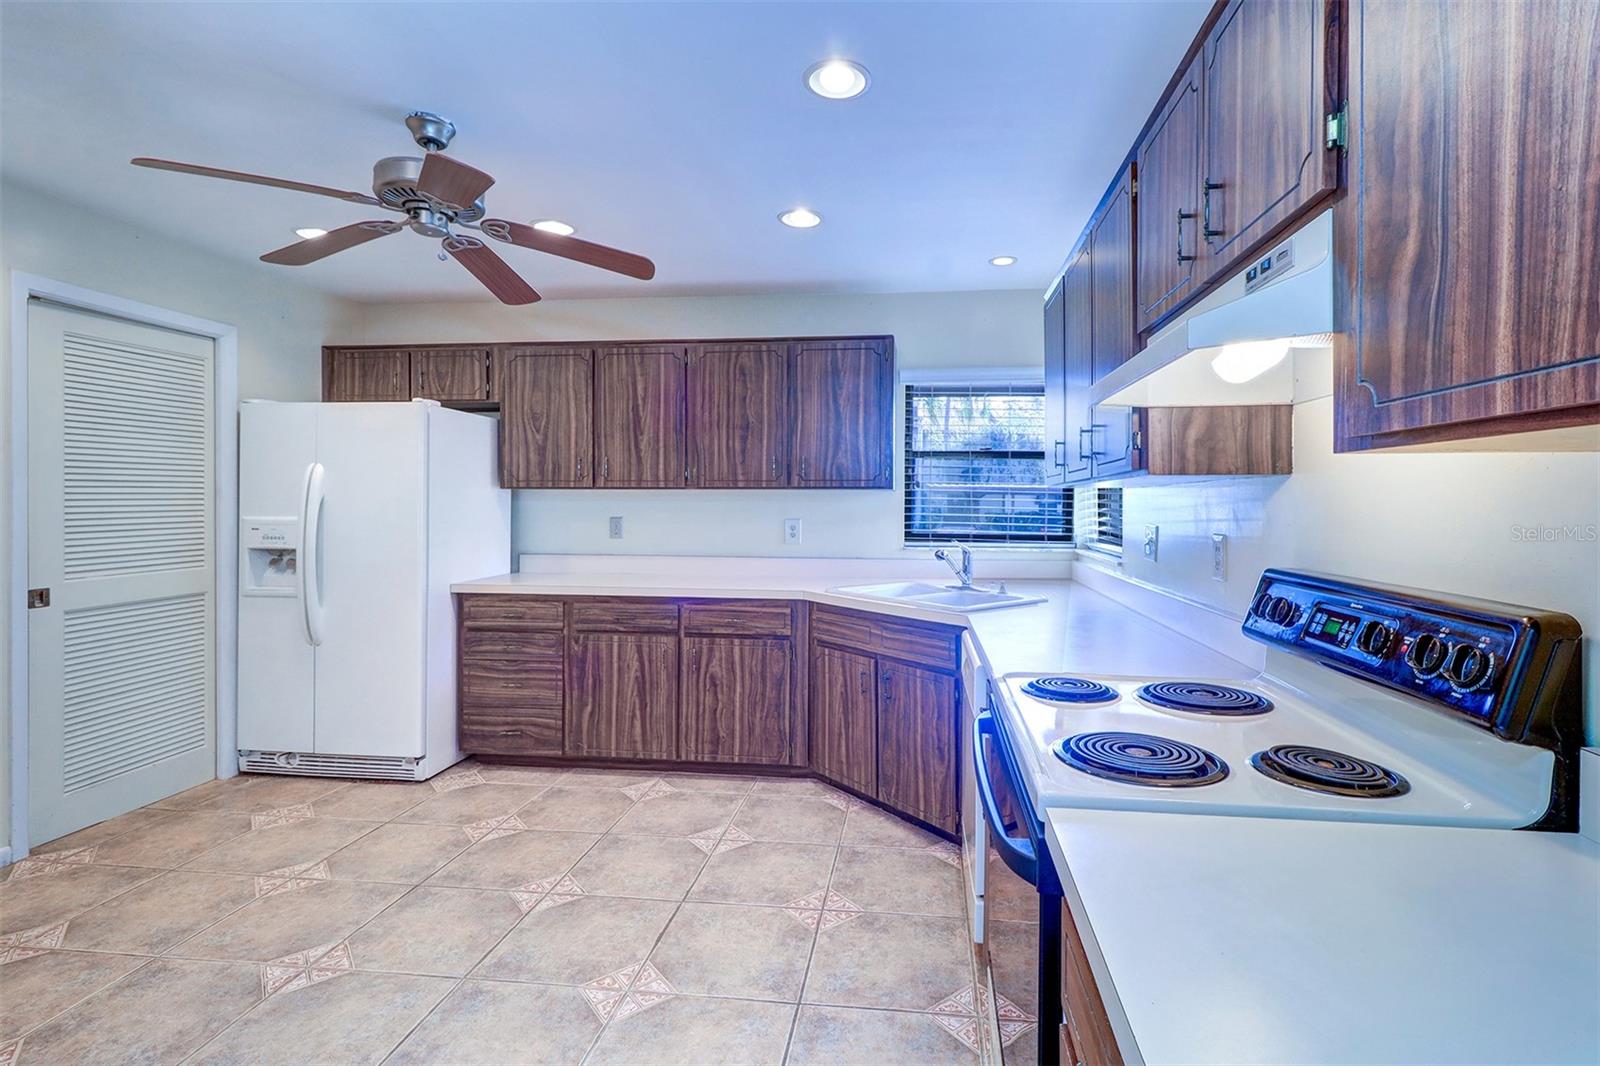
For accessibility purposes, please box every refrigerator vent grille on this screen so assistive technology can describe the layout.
[237,750,422,781]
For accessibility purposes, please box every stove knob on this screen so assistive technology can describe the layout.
[1405,633,1448,678]
[1266,596,1299,626]
[1252,592,1275,619]
[1444,644,1497,693]
[1357,620,1396,658]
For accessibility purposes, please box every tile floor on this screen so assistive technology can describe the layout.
[0,763,1023,1065]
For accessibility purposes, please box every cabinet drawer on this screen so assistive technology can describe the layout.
[569,600,680,632]
[461,629,563,660]
[682,601,792,637]
[810,606,878,651]
[460,596,564,631]
[460,711,562,756]
[811,605,960,672]
[461,657,563,709]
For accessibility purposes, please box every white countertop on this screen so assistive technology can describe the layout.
[1044,808,1600,1065]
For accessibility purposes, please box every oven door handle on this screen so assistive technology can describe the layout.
[975,711,1039,885]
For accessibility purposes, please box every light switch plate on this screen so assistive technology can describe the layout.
[608,516,623,539]
[784,518,802,545]
[1211,533,1227,581]
[1142,525,1159,561]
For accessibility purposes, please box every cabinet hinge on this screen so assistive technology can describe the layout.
[1129,177,1138,197]
[1131,429,1144,450]
[1324,105,1349,152]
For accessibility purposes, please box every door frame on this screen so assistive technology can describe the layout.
[7,272,239,860]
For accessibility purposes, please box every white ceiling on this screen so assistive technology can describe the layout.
[1,1,1208,303]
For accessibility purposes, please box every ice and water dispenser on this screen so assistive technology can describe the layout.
[242,519,299,595]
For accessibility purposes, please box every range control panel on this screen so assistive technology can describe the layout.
[1242,569,1581,748]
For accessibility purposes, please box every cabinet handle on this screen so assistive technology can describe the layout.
[881,676,893,702]
[1053,440,1066,469]
[1078,426,1093,461]
[601,456,610,480]
[1176,210,1197,264]
[576,456,585,479]
[858,670,871,697]
[690,646,700,671]
[770,456,779,480]
[1203,180,1225,239]
[799,457,809,479]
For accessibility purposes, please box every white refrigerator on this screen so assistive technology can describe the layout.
[237,400,509,780]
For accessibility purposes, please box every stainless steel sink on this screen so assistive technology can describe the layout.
[830,581,1045,613]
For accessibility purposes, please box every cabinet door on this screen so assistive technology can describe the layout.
[688,343,789,486]
[595,346,688,487]
[680,637,791,764]
[1088,168,1142,480]
[809,645,878,795]
[325,349,410,401]
[567,632,679,759]
[1200,0,1337,279]
[1335,0,1600,449]
[1061,248,1095,484]
[1135,58,1203,333]
[791,338,893,488]
[413,348,491,403]
[876,660,957,834]
[1042,282,1068,487]
[499,347,594,487]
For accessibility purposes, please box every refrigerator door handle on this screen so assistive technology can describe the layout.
[300,462,326,647]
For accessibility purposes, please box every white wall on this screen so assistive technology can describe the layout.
[334,289,1045,559]
[1,179,359,850]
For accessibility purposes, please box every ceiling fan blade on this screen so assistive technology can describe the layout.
[444,236,541,305]
[480,218,656,281]
[417,154,495,211]
[260,220,402,265]
[131,157,380,206]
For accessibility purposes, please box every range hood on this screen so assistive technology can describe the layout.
[1092,208,1335,407]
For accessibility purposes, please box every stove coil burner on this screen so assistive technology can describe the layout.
[1021,676,1118,705]
[1054,731,1229,787]
[1251,745,1410,798]
[1136,681,1274,716]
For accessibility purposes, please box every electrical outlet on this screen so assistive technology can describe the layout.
[608,516,623,539]
[784,518,802,545]
[1211,533,1228,581]
[1142,524,1159,561]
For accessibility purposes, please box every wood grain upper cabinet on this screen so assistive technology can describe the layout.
[1087,167,1141,480]
[1135,58,1204,333]
[809,645,878,796]
[1199,0,1338,280]
[594,345,689,487]
[1042,282,1068,486]
[680,637,791,764]
[413,348,491,404]
[790,338,894,488]
[688,343,789,487]
[324,348,411,401]
[566,631,679,760]
[1335,0,1600,450]
[875,660,957,834]
[1060,248,1095,484]
[499,347,594,487]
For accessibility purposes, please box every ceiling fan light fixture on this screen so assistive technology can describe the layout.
[531,219,575,236]
[294,227,328,240]
[778,207,822,229]
[805,59,870,100]
[989,255,1017,267]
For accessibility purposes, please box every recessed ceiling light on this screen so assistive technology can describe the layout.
[805,59,870,100]
[989,255,1017,267]
[295,227,328,240]
[531,219,575,236]
[778,207,822,229]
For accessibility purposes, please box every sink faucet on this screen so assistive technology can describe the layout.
[934,543,975,588]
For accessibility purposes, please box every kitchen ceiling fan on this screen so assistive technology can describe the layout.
[131,111,655,305]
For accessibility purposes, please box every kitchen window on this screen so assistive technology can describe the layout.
[903,383,1073,547]
[1078,486,1124,556]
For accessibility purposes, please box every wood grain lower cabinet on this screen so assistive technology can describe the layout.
[875,660,958,833]
[499,347,593,487]
[680,637,791,764]
[1061,900,1123,1066]
[457,596,564,756]
[809,645,880,797]
[566,631,679,760]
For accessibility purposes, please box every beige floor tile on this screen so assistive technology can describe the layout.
[609,791,742,837]
[689,841,835,907]
[32,808,171,854]
[323,822,471,884]
[583,993,794,1066]
[999,1016,1039,1066]
[179,817,378,875]
[90,812,255,868]
[158,774,348,814]
[171,879,404,962]
[750,776,849,798]
[804,911,973,1011]
[393,783,546,825]
[841,805,943,848]
[62,871,258,954]
[478,765,571,786]
[474,894,676,986]
[426,829,597,891]
[731,793,847,844]
[656,772,759,794]
[190,970,452,1065]
[0,864,158,935]
[147,776,246,811]
[787,1004,983,1065]
[567,835,709,900]
[309,781,433,821]
[347,886,524,976]
[0,950,146,1041]
[386,979,602,1065]
[556,768,660,787]
[829,845,964,916]
[516,785,637,832]
[647,902,814,1001]
[15,958,261,1065]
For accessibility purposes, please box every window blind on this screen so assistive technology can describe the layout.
[903,384,1073,546]
[1079,486,1124,554]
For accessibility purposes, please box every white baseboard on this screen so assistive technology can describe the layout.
[0,846,12,868]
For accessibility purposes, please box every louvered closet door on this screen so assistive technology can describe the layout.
[27,301,216,846]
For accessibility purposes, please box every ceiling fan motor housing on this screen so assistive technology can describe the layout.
[404,111,456,152]
[371,156,485,223]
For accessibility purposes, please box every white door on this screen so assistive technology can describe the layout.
[27,300,216,845]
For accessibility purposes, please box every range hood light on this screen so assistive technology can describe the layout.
[1211,339,1292,384]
